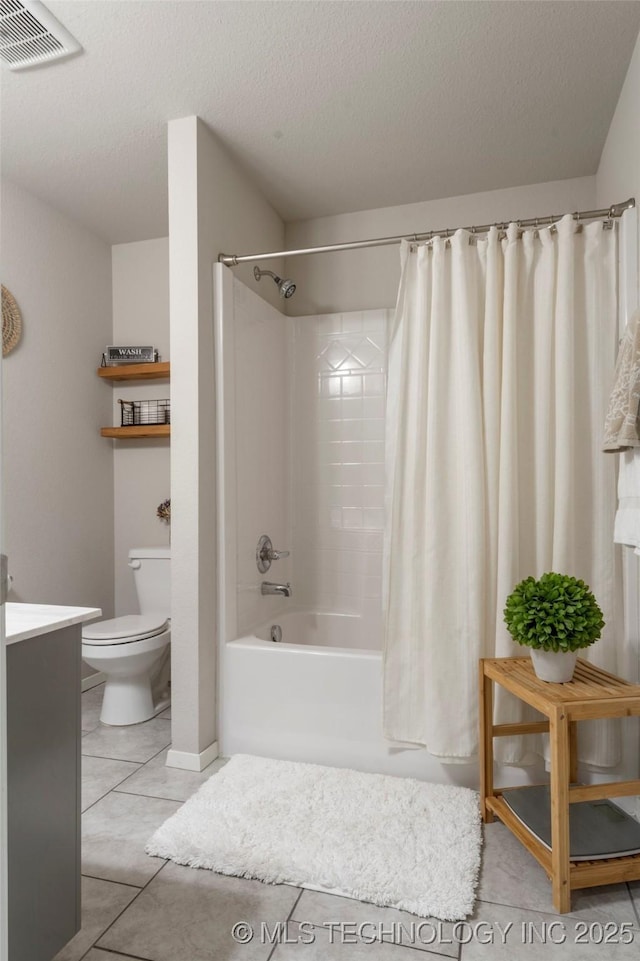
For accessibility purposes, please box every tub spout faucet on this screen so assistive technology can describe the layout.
[261,581,293,597]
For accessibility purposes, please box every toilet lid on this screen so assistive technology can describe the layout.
[82,613,168,645]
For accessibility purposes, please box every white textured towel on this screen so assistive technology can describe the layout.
[603,309,640,452]
[146,753,482,921]
[614,450,640,554]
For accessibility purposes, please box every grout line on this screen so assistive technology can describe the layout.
[396,944,455,958]
[111,788,186,803]
[475,894,640,926]
[289,892,456,959]
[100,952,150,960]
[88,860,169,958]
[80,873,143,890]
[142,744,173,764]
[80,764,144,816]
[80,785,136,817]
[628,882,640,928]
[106,744,172,794]
[373,935,456,958]
[80,754,142,808]
[81,749,170,764]
[278,917,452,959]
[78,943,151,961]
[110,751,226,802]
[82,788,180,817]
[286,888,304,922]
[76,711,174,958]
[265,889,305,961]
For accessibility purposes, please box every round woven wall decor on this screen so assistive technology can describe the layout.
[2,285,22,357]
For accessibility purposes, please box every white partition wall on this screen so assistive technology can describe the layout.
[167,118,284,770]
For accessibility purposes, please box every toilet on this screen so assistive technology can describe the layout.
[82,547,171,726]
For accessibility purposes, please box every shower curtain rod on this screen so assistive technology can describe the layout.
[218,197,636,266]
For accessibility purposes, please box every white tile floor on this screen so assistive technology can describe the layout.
[56,684,640,961]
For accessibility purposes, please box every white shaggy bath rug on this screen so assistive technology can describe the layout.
[146,754,481,920]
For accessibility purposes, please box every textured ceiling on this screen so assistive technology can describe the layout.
[2,1,640,243]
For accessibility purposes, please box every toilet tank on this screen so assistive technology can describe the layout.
[128,548,171,617]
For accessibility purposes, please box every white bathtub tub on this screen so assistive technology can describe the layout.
[253,610,377,650]
[220,610,484,784]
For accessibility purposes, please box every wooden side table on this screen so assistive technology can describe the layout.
[479,656,640,913]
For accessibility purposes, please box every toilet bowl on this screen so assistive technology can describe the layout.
[82,615,170,725]
[82,548,171,725]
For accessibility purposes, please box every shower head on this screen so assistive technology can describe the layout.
[253,266,296,299]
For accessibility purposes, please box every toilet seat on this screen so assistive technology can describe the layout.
[82,613,169,646]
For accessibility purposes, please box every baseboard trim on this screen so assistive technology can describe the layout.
[166,742,219,772]
[81,672,105,692]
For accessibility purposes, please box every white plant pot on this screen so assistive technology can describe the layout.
[530,648,578,683]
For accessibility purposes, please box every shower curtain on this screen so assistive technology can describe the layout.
[383,215,621,764]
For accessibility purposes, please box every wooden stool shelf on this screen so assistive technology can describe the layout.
[479,657,640,913]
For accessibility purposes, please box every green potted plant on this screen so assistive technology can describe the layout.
[504,572,604,682]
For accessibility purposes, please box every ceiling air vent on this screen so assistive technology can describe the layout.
[0,0,81,70]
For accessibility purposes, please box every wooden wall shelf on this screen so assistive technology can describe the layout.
[97,362,170,381]
[98,362,170,438]
[100,425,170,439]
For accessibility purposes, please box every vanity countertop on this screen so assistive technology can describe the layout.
[5,602,102,645]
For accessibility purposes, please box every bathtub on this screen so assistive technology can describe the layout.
[220,610,483,784]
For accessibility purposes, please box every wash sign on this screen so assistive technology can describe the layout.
[104,345,157,365]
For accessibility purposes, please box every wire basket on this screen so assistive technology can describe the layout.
[119,398,170,426]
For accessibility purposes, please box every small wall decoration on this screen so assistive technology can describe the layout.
[2,285,22,357]
[157,499,171,524]
[102,345,158,366]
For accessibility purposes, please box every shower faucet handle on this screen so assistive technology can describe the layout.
[256,534,290,573]
[269,548,290,560]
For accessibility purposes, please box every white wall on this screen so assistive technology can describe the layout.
[597,30,640,277]
[285,176,596,315]
[1,179,114,627]
[232,278,292,636]
[168,116,285,767]
[111,238,170,615]
[292,308,390,640]
[596,30,640,805]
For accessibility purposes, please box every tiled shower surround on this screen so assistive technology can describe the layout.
[229,287,390,638]
[292,309,391,624]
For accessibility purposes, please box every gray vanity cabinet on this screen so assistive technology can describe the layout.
[7,624,81,961]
